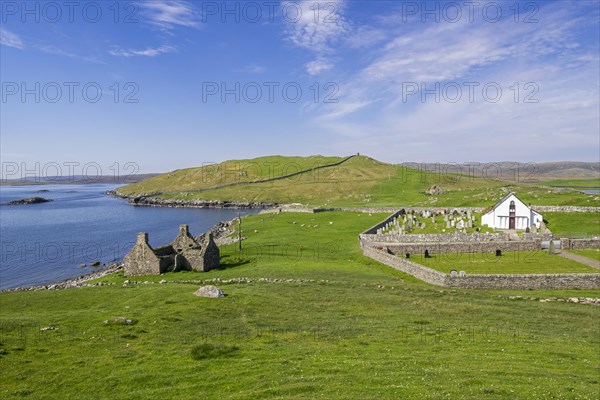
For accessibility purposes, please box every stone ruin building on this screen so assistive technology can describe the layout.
[124,224,220,276]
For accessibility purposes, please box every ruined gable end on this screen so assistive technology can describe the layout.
[123,233,162,276]
[203,233,220,271]
[171,224,200,252]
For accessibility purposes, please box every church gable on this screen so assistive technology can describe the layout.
[481,192,543,231]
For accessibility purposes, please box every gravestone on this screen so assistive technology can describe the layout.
[548,240,556,255]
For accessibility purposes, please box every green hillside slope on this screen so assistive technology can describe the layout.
[117,155,598,208]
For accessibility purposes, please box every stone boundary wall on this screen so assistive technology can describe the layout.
[560,238,600,250]
[445,273,600,290]
[362,246,600,289]
[378,241,541,255]
[362,210,405,234]
[533,206,600,213]
[361,232,506,243]
[362,245,446,286]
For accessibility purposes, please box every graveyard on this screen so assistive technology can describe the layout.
[378,209,495,235]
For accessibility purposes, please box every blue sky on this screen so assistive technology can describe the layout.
[1,0,599,174]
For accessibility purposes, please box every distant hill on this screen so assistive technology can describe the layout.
[1,174,160,186]
[116,155,598,208]
[415,161,600,182]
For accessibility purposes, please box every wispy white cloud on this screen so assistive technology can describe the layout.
[309,2,600,162]
[305,58,334,75]
[0,28,24,49]
[344,26,387,49]
[283,0,348,75]
[109,44,176,57]
[38,45,102,63]
[139,0,199,30]
[234,64,266,74]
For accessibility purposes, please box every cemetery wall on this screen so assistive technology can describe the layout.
[362,247,600,289]
[361,246,446,286]
[445,273,600,290]
[560,238,600,250]
[533,206,600,213]
[382,240,541,255]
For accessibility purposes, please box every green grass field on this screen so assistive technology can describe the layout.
[1,211,599,399]
[570,249,600,262]
[543,212,600,237]
[417,251,599,274]
[116,155,598,208]
[536,178,600,188]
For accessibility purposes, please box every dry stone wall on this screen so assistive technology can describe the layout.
[445,273,600,290]
[533,206,600,213]
[362,246,446,286]
[560,238,600,250]
[362,246,600,290]
[382,241,540,255]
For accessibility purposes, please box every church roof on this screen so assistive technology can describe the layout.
[485,192,542,216]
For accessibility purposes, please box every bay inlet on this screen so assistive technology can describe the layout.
[0,184,258,290]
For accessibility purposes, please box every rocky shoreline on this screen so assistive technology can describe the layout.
[107,190,274,209]
[0,216,242,293]
[0,263,123,293]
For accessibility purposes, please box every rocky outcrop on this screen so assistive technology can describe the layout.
[4,197,53,205]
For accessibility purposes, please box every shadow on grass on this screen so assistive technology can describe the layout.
[190,343,239,360]
[214,255,252,271]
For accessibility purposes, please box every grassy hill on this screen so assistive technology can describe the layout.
[117,155,598,208]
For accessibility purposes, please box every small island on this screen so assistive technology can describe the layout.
[4,197,53,206]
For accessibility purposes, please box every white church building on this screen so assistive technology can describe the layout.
[481,193,543,231]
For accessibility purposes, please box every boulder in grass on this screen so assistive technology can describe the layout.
[425,185,445,195]
[194,285,225,298]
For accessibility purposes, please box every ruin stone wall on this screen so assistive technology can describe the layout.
[124,244,162,276]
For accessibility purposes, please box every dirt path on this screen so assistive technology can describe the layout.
[559,251,600,269]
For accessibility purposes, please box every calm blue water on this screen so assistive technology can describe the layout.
[0,184,258,289]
